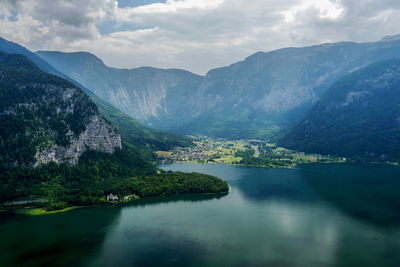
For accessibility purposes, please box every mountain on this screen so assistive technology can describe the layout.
[0,52,228,207]
[0,52,121,167]
[37,38,400,139]
[0,37,191,151]
[36,51,203,128]
[279,59,400,162]
[0,37,65,76]
[86,91,193,151]
[380,34,400,42]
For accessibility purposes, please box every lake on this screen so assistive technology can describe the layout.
[1,163,400,266]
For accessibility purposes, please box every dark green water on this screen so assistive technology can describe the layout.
[1,163,400,266]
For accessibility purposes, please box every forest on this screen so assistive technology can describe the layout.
[0,148,228,210]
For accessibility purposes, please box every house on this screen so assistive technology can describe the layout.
[107,193,119,202]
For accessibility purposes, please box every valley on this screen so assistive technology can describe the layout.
[1,2,400,266]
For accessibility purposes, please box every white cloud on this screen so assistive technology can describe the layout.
[283,0,344,22]
[118,0,224,15]
[0,0,399,74]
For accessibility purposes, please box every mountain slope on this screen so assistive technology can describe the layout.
[0,37,69,78]
[92,93,193,151]
[37,38,400,139]
[0,37,191,151]
[36,51,203,125]
[279,59,400,162]
[0,52,228,207]
[0,52,121,167]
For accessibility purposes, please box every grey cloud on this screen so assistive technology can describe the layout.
[0,0,117,48]
[285,0,400,46]
[0,0,399,74]
[30,0,117,27]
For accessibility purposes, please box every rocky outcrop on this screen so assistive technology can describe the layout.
[0,52,123,167]
[35,115,121,166]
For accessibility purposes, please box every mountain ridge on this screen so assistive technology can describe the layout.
[0,37,192,151]
[279,59,400,162]
[36,37,400,139]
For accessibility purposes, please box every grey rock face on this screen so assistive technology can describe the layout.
[35,115,121,166]
[0,51,123,167]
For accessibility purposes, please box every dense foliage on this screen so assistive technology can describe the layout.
[104,171,229,198]
[0,148,152,202]
[236,146,293,168]
[279,60,400,162]
[0,52,98,166]
[0,148,227,209]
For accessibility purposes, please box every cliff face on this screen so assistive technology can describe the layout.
[0,52,121,167]
[35,115,121,166]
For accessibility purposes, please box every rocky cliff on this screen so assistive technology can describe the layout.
[35,115,121,166]
[0,52,121,167]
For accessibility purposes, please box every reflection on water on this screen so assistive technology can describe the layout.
[299,164,400,227]
[119,193,228,209]
[0,206,121,266]
[1,163,400,266]
[0,193,226,267]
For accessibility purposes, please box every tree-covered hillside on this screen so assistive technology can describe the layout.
[0,52,101,166]
[0,37,192,151]
[279,60,400,162]
[0,53,228,209]
[0,149,228,209]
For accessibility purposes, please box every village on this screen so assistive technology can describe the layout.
[157,137,249,164]
[156,137,344,167]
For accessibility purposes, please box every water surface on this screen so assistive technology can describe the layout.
[1,163,400,266]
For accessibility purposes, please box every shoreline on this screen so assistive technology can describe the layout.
[9,191,229,216]
[159,159,399,169]
[158,160,343,169]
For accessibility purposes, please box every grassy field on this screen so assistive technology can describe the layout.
[214,155,242,164]
[155,151,173,157]
[15,206,84,216]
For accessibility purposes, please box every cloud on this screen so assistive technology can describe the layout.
[0,0,399,74]
[118,0,224,15]
[0,0,116,47]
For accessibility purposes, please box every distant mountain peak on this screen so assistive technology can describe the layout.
[36,50,106,67]
[379,34,400,42]
[29,36,400,140]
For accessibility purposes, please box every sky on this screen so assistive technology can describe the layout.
[0,0,399,75]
